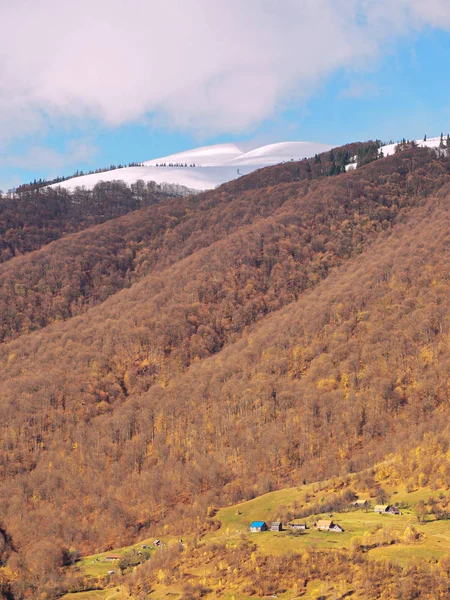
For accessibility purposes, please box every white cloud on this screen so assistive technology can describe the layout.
[1,0,450,140]
[0,140,98,170]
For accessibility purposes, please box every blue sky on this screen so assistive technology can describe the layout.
[2,1,450,191]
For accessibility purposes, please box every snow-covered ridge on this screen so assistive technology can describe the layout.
[50,141,332,193]
[143,142,244,167]
[345,136,447,172]
[381,136,445,157]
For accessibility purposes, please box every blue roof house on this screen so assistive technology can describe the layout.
[250,521,268,532]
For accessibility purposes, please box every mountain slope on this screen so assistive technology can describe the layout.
[0,175,304,342]
[381,135,447,156]
[3,145,450,597]
[143,142,245,166]
[0,145,441,344]
[0,180,181,264]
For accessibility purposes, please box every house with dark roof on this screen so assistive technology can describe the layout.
[374,504,389,513]
[374,505,400,515]
[386,505,401,515]
[249,521,268,532]
[270,521,282,531]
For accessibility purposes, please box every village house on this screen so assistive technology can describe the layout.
[315,519,344,532]
[353,499,369,508]
[387,505,401,515]
[250,520,268,532]
[104,554,122,561]
[288,522,307,531]
[374,504,401,515]
[271,521,282,531]
[316,519,333,531]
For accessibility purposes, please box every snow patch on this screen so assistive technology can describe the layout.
[380,136,445,157]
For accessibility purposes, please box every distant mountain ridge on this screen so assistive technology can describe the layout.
[42,135,450,194]
[50,141,332,192]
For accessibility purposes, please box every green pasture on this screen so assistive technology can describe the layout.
[63,476,450,599]
[211,481,323,535]
[215,509,414,553]
[60,590,131,600]
[61,593,106,600]
[209,481,450,565]
[73,534,170,578]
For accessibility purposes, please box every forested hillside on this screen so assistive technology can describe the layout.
[0,180,186,264]
[0,145,438,343]
[3,144,450,598]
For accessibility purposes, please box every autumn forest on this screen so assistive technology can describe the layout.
[3,143,450,598]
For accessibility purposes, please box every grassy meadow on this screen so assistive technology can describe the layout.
[61,475,450,599]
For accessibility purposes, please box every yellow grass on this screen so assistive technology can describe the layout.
[74,535,181,578]
[60,590,132,600]
[68,476,450,599]
[206,481,450,565]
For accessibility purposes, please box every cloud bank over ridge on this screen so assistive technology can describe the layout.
[2,0,450,144]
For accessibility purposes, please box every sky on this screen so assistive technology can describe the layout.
[2,0,450,191]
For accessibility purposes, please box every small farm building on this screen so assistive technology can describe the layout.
[353,499,369,508]
[271,521,282,531]
[374,505,400,515]
[316,519,343,532]
[316,519,333,531]
[387,505,400,515]
[289,522,307,530]
[250,521,268,532]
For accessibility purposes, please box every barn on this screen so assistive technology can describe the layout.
[353,499,369,508]
[387,505,401,515]
[374,504,389,513]
[374,505,401,515]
